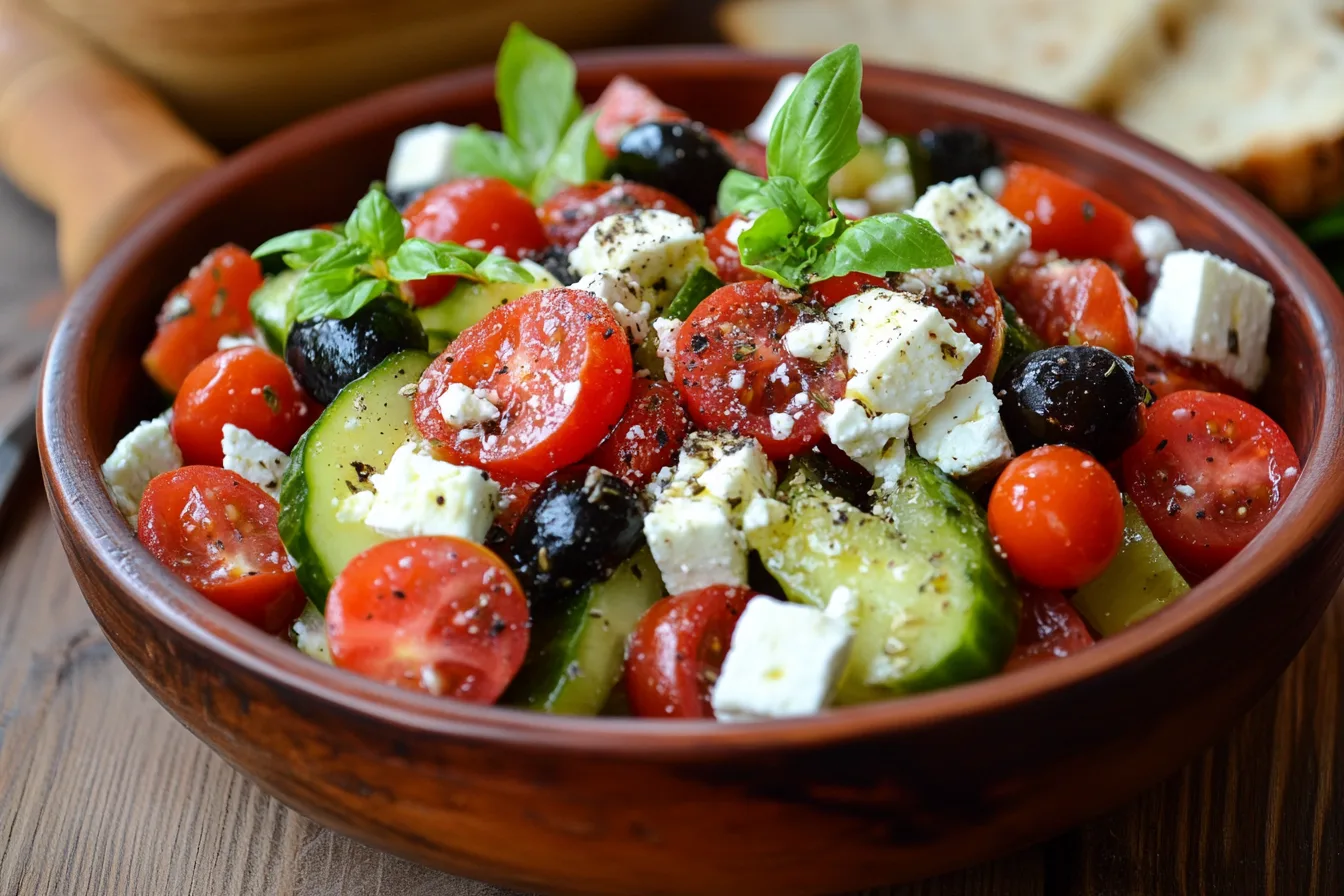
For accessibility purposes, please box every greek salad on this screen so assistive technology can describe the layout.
[102,26,1300,721]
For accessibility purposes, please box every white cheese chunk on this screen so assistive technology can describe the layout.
[217,333,261,351]
[572,270,653,344]
[569,210,709,307]
[827,288,979,418]
[768,412,795,440]
[1139,250,1275,390]
[833,197,871,220]
[911,376,1014,478]
[385,122,467,201]
[782,319,837,363]
[1132,216,1183,278]
[711,597,854,721]
[910,176,1031,282]
[746,73,886,147]
[101,412,182,529]
[666,432,777,518]
[220,424,290,500]
[290,601,332,665]
[741,494,790,534]
[336,442,498,542]
[825,585,860,625]
[644,497,748,595]
[652,317,681,381]
[979,166,1006,199]
[822,398,910,483]
[437,382,500,428]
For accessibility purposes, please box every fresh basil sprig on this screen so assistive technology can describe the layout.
[253,186,533,323]
[453,24,606,203]
[714,45,953,288]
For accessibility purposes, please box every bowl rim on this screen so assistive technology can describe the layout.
[39,45,1344,756]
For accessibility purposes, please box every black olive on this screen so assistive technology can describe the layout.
[507,466,645,611]
[999,345,1148,461]
[918,126,1003,186]
[611,121,734,219]
[387,187,424,213]
[285,296,428,404]
[526,244,579,285]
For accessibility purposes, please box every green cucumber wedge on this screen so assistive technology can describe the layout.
[1073,500,1189,636]
[278,349,433,606]
[248,269,299,353]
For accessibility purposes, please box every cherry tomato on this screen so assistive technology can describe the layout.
[988,445,1126,589]
[401,177,547,307]
[996,162,1146,289]
[1122,391,1300,581]
[1004,587,1095,671]
[142,245,262,394]
[704,213,765,283]
[326,537,529,702]
[625,584,757,719]
[415,288,633,481]
[805,271,887,308]
[1002,258,1138,357]
[137,466,305,633]
[492,474,543,535]
[591,75,684,154]
[707,128,768,177]
[585,378,691,487]
[171,346,319,467]
[538,180,695,252]
[1133,344,1250,402]
[674,281,847,460]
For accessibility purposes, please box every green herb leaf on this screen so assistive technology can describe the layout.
[766,44,863,202]
[532,110,606,203]
[387,237,535,285]
[664,266,725,320]
[252,229,342,269]
[496,23,580,173]
[754,176,829,227]
[737,207,817,289]
[345,188,405,259]
[717,169,767,216]
[1300,202,1344,244]
[453,126,533,190]
[473,252,536,284]
[811,213,954,280]
[296,276,389,322]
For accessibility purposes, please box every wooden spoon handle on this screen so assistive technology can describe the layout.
[0,4,218,284]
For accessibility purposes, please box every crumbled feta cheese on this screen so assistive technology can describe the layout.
[336,442,498,541]
[101,412,182,528]
[220,424,290,499]
[385,122,467,202]
[560,381,581,405]
[911,377,1014,478]
[644,496,748,595]
[1139,250,1275,390]
[746,73,886,147]
[652,317,682,380]
[217,333,261,351]
[741,494,790,534]
[290,602,332,665]
[569,210,709,306]
[572,270,653,344]
[725,215,753,246]
[822,398,910,483]
[711,597,854,721]
[669,432,777,513]
[727,369,746,389]
[833,197,871,220]
[979,165,1006,199]
[910,177,1031,282]
[768,412,796,440]
[782,319,838,363]
[827,289,979,418]
[1132,216,1183,278]
[437,382,500,428]
[825,585,860,624]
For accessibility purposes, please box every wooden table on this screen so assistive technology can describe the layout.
[1,168,1342,894]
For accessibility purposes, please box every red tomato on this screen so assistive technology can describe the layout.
[591,75,684,154]
[142,245,262,394]
[326,537,529,702]
[625,585,757,719]
[414,288,633,481]
[674,281,847,460]
[805,271,887,308]
[905,266,1006,383]
[492,474,543,535]
[537,181,695,251]
[585,378,690,487]
[401,177,547,307]
[137,466,305,633]
[988,446,1126,589]
[1002,258,1138,357]
[996,162,1146,289]
[171,346,318,467]
[1122,391,1300,581]
[1004,587,1095,671]
[1133,344,1250,402]
[705,214,765,283]
[708,128,768,177]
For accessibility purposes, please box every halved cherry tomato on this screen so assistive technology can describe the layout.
[326,537,529,702]
[705,213,765,283]
[708,128,768,177]
[592,75,684,154]
[1002,258,1138,357]
[1133,344,1250,402]
[415,288,633,481]
[585,378,690,487]
[142,245,262,394]
[988,445,1126,589]
[538,181,695,251]
[906,266,1006,383]
[674,281,847,460]
[491,474,543,535]
[805,271,887,308]
[402,177,548,307]
[171,346,319,467]
[1122,391,1300,581]
[997,162,1146,289]
[625,584,758,719]
[137,466,305,633]
[1004,587,1095,671]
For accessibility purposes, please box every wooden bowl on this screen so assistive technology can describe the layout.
[37,49,1344,895]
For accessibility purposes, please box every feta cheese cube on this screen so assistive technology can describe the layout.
[668,432,777,516]
[572,270,653,344]
[910,177,1031,282]
[822,398,910,483]
[1132,216,1183,278]
[827,289,979,418]
[1139,250,1275,390]
[911,376,1014,478]
[782,319,837,363]
[220,424,290,500]
[768,412,795,440]
[644,496,748,594]
[337,442,499,541]
[101,412,182,528]
[569,210,710,308]
[746,73,886,147]
[437,382,500,428]
[652,317,682,381]
[711,597,854,721]
[385,122,466,204]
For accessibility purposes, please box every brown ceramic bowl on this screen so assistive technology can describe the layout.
[38,48,1344,895]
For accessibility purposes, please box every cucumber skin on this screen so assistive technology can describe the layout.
[1072,500,1189,636]
[248,270,298,353]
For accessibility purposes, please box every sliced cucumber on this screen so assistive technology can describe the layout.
[278,349,432,606]
[416,261,559,351]
[503,548,664,714]
[249,270,299,353]
[750,456,1019,703]
[663,266,723,321]
[1073,501,1189,636]
[995,299,1046,385]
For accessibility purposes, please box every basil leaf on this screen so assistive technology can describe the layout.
[664,267,725,320]
[811,213,954,280]
[496,23,579,173]
[755,176,829,227]
[345,188,405,259]
[1300,202,1344,244]
[289,265,359,322]
[472,253,535,284]
[252,229,342,266]
[308,240,371,274]
[717,169,766,216]
[532,110,606,203]
[766,44,863,202]
[387,238,535,285]
[737,207,814,288]
[454,126,533,189]
[296,276,389,323]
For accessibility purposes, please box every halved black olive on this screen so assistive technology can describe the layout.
[611,121,734,219]
[285,296,428,404]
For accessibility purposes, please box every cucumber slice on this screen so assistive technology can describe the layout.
[416,261,559,351]
[1072,501,1189,636]
[663,266,723,321]
[995,299,1046,385]
[750,456,1019,702]
[249,270,298,353]
[503,548,664,714]
[278,349,432,605]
